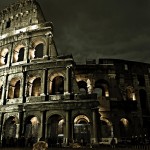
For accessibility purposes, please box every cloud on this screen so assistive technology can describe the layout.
[1,0,150,64]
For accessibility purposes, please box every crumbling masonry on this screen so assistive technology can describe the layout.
[0,0,150,147]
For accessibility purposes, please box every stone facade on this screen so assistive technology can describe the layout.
[0,0,150,147]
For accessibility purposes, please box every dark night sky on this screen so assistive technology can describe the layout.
[1,0,150,63]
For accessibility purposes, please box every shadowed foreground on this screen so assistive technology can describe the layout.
[1,145,150,150]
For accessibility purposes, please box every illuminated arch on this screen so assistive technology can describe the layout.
[74,114,91,143]
[24,115,40,141]
[120,118,131,138]
[8,77,21,99]
[100,117,113,138]
[49,72,65,95]
[30,38,46,59]
[47,114,65,145]
[3,116,18,138]
[0,48,9,66]
[31,77,41,96]
[13,44,25,63]
[74,115,90,124]
[126,86,136,101]
[76,76,92,94]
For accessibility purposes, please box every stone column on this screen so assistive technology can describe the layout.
[19,112,24,137]
[40,69,47,97]
[24,38,30,63]
[5,80,10,101]
[8,43,13,66]
[64,110,72,145]
[28,83,33,96]
[66,66,71,94]
[40,111,46,140]
[64,66,72,100]
[19,72,26,103]
[16,124,20,138]
[44,33,50,59]
[0,113,4,141]
[91,110,98,144]
[1,75,8,105]
[49,35,58,58]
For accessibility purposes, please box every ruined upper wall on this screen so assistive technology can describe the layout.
[0,0,46,34]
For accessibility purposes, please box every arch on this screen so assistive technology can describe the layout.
[0,48,9,66]
[8,78,21,99]
[34,43,44,58]
[74,115,90,124]
[14,80,20,98]
[47,114,65,146]
[49,72,65,95]
[24,115,40,143]
[76,76,93,94]
[3,116,17,138]
[73,114,91,144]
[51,76,64,95]
[126,86,136,101]
[13,44,25,63]
[94,79,109,97]
[119,118,130,138]
[100,118,112,138]
[6,18,11,28]
[31,77,41,96]
[77,81,87,94]
[30,38,45,59]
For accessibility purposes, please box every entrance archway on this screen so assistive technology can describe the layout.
[24,116,40,144]
[119,118,130,138]
[100,119,112,138]
[3,116,17,138]
[47,114,65,146]
[74,115,90,144]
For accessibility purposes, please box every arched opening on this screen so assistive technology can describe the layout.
[13,45,25,63]
[24,116,40,144]
[139,89,148,114]
[74,115,90,144]
[14,80,20,98]
[119,118,130,138]
[47,114,64,146]
[3,116,17,138]
[17,47,25,62]
[77,81,87,94]
[31,78,41,96]
[100,119,112,138]
[8,78,21,99]
[126,86,136,101]
[6,19,11,28]
[0,48,9,66]
[94,79,109,97]
[4,52,8,64]
[34,43,44,58]
[52,76,64,95]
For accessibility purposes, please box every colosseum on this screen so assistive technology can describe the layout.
[0,0,150,147]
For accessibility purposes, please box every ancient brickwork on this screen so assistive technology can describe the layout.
[0,0,150,147]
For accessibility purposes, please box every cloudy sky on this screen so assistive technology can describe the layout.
[1,0,150,63]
